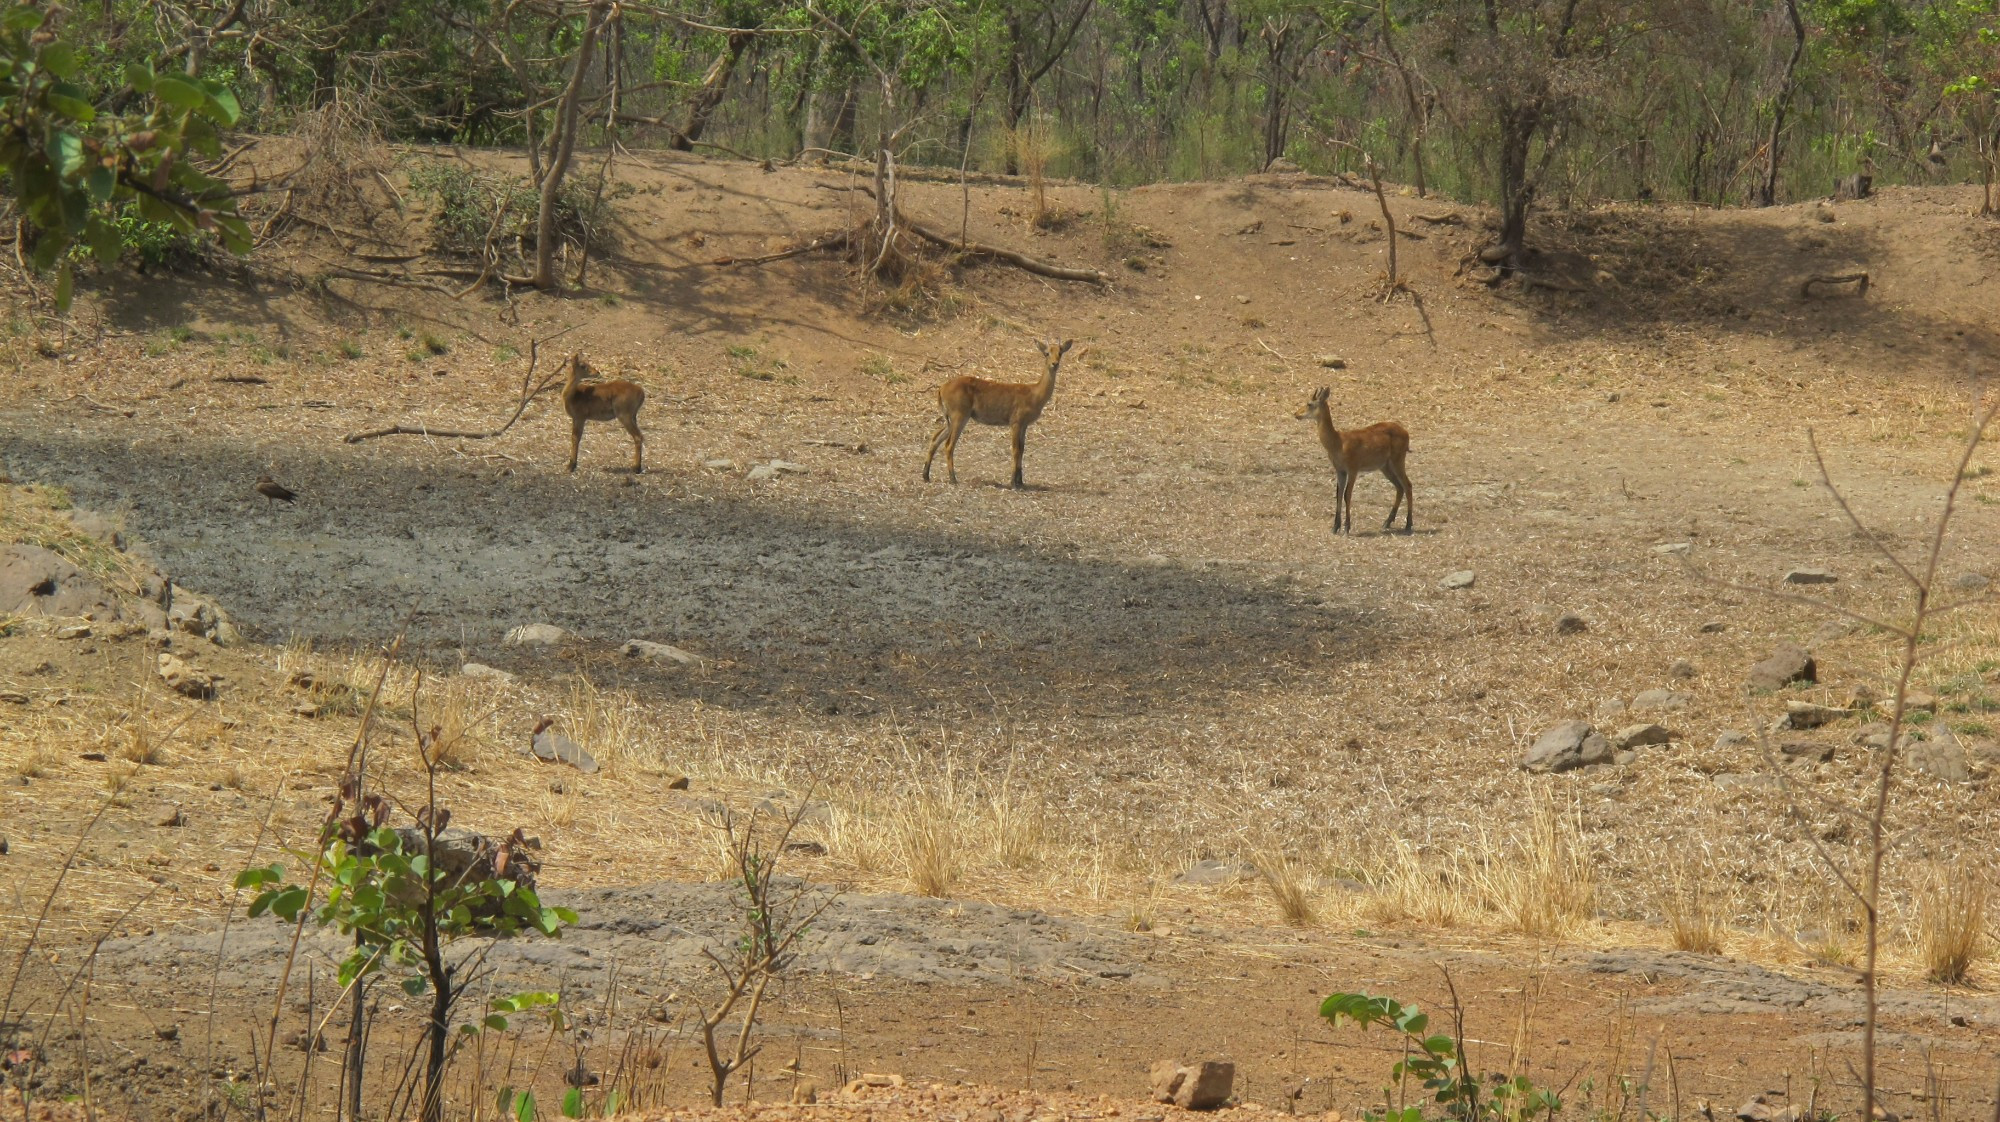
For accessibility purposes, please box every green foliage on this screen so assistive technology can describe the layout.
[1320,991,1562,1122]
[404,159,609,258]
[237,825,575,1023]
[0,9,248,307]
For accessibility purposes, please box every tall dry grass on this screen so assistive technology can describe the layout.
[1916,862,1988,984]
[1661,862,1728,955]
[1471,798,1598,938]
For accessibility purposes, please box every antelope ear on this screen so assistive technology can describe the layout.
[1034,340,1050,358]
[1058,339,1074,355]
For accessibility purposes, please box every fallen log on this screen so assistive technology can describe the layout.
[904,218,1108,284]
[343,331,575,445]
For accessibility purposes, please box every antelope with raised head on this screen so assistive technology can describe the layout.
[923,338,1073,489]
[561,354,646,474]
[1295,386,1412,534]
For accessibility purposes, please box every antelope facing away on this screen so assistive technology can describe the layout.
[1295,386,1412,534]
[923,338,1073,489]
[562,354,646,474]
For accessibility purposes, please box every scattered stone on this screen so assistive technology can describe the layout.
[1315,355,1348,369]
[1779,740,1836,763]
[156,654,214,700]
[1,545,127,621]
[527,720,598,774]
[1267,157,1304,174]
[1668,659,1697,679]
[1776,701,1853,730]
[54,623,91,640]
[1736,1096,1801,1122]
[621,639,701,665]
[1714,730,1753,751]
[1652,542,1691,555]
[1909,726,1970,783]
[0,691,27,704]
[1439,570,1476,590]
[1844,684,1882,709]
[154,1025,178,1042]
[702,458,739,472]
[1613,723,1671,750]
[1174,858,1258,886]
[460,662,516,683]
[1151,1060,1235,1111]
[291,702,320,719]
[1630,689,1691,712]
[1611,751,1638,767]
[747,464,778,482]
[1903,689,1938,712]
[1700,621,1727,633]
[1952,572,1990,593]
[1747,643,1816,690]
[504,623,571,647]
[667,775,691,791]
[1594,698,1628,721]
[1554,612,1589,635]
[166,591,237,646]
[1782,567,1838,585]
[1522,720,1610,774]
[155,806,187,828]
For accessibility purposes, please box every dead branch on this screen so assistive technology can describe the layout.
[1801,272,1870,298]
[343,331,576,444]
[904,218,1108,284]
[713,230,856,267]
[1412,212,1464,225]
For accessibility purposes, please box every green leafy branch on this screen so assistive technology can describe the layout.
[1319,991,1561,1122]
[0,5,251,307]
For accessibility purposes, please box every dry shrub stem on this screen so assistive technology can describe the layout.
[1698,396,2000,1120]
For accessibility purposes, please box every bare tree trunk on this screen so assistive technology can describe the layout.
[1757,0,1806,207]
[528,0,610,290]
[1377,0,1426,197]
[1493,107,1537,273]
[674,31,754,151]
[1261,22,1289,168]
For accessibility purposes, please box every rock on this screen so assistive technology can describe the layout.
[1174,858,1258,886]
[1700,621,1727,633]
[1554,612,1589,635]
[1782,567,1838,585]
[1315,355,1348,369]
[1903,689,1938,712]
[621,639,701,665]
[460,662,516,683]
[1151,1060,1235,1111]
[1630,689,1691,712]
[1747,643,1816,690]
[156,654,214,700]
[155,806,187,827]
[1714,730,1753,751]
[1523,720,1609,774]
[1844,684,1882,709]
[1611,750,1638,767]
[1613,723,1671,750]
[1668,659,1697,679]
[667,775,691,790]
[166,591,236,645]
[1,545,125,620]
[528,724,598,773]
[1267,157,1304,174]
[1737,1096,1801,1122]
[1652,542,1691,555]
[1779,740,1835,763]
[702,458,739,472]
[504,623,571,647]
[770,460,807,475]
[1594,698,1628,721]
[54,623,91,640]
[1776,700,1853,730]
[1908,726,1970,783]
[746,464,778,482]
[1952,572,1989,592]
[1439,570,1476,590]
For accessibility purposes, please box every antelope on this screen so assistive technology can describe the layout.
[923,338,1073,489]
[1295,386,1413,534]
[561,354,646,474]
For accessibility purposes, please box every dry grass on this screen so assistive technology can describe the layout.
[0,482,141,585]
[1367,839,1475,929]
[895,790,965,899]
[1662,863,1728,955]
[1257,852,1319,927]
[1470,799,1597,939]
[11,744,55,780]
[1916,862,1989,984]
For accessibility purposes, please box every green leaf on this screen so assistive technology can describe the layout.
[123,60,154,93]
[40,42,79,78]
[53,264,74,311]
[1421,1035,1456,1058]
[270,885,310,921]
[484,1014,510,1031]
[86,216,119,265]
[202,85,241,127]
[46,91,92,122]
[45,131,84,176]
[84,166,114,205]
[401,975,428,997]
[561,1087,584,1119]
[151,76,206,111]
[601,1091,620,1117]
[497,1089,516,1117]
[515,1090,537,1122]
[236,863,285,890]
[1,6,46,33]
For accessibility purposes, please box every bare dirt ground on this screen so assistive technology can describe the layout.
[2,151,1999,1121]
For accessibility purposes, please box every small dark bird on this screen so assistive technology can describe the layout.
[254,475,298,506]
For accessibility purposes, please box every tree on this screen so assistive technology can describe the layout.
[529,0,613,290]
[1756,0,1808,206]
[0,6,249,308]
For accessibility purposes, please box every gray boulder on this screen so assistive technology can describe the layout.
[1747,643,1816,690]
[1523,720,1610,774]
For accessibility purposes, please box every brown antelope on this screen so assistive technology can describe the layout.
[923,338,1073,489]
[1295,386,1412,534]
[561,354,647,474]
